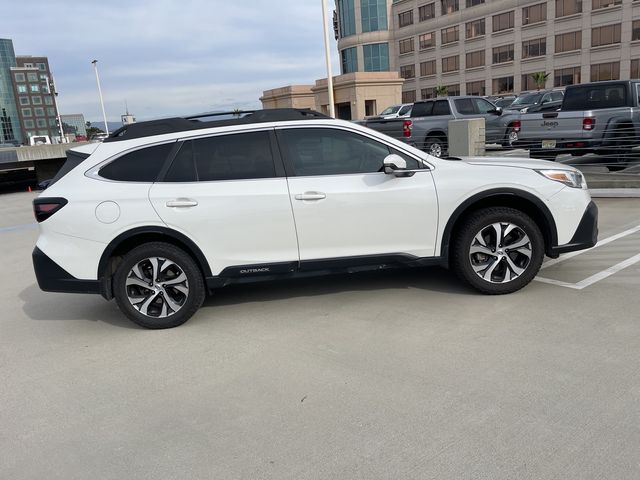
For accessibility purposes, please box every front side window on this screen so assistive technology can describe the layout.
[165,131,276,182]
[100,143,175,182]
[279,128,419,176]
[472,98,497,113]
[454,98,475,114]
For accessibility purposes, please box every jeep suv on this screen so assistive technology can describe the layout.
[32,109,597,329]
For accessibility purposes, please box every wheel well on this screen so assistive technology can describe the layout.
[98,229,211,299]
[442,193,558,263]
[426,131,447,142]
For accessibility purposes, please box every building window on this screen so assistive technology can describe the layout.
[27,72,38,82]
[466,0,485,6]
[493,11,514,32]
[47,107,56,117]
[361,0,388,32]
[592,0,620,9]
[17,84,27,93]
[445,84,461,96]
[39,74,48,81]
[465,19,485,39]
[554,66,581,86]
[398,10,413,27]
[522,3,547,25]
[466,80,486,96]
[555,31,581,52]
[49,118,57,127]
[492,44,514,64]
[363,43,390,71]
[36,119,47,128]
[402,90,417,103]
[441,0,459,15]
[14,72,25,82]
[34,108,45,117]
[400,64,416,79]
[44,97,53,105]
[22,108,32,117]
[556,0,582,17]
[341,47,358,74]
[522,74,538,91]
[591,62,620,81]
[492,76,514,94]
[592,24,621,47]
[419,32,435,49]
[24,120,35,129]
[420,88,435,99]
[441,25,459,44]
[19,96,29,106]
[31,96,42,105]
[633,20,640,41]
[442,55,459,73]
[23,63,33,68]
[36,63,46,71]
[631,59,639,78]
[419,3,435,21]
[399,37,415,54]
[30,85,40,93]
[522,38,547,58]
[337,0,356,37]
[466,50,485,68]
[420,60,437,76]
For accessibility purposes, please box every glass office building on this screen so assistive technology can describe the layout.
[0,39,21,144]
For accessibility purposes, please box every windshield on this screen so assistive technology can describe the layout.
[380,105,401,115]
[512,93,543,105]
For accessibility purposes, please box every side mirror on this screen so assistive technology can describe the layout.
[493,106,503,115]
[383,154,414,177]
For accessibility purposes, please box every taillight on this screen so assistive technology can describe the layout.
[510,120,521,132]
[403,120,413,138]
[583,117,595,131]
[33,197,68,223]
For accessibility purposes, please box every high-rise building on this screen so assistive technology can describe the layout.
[60,114,87,138]
[336,0,640,102]
[10,56,61,143]
[0,38,21,144]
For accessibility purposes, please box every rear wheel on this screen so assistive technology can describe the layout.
[451,207,544,294]
[113,242,206,329]
[424,137,447,158]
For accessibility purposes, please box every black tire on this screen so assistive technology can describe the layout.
[113,242,206,329]
[529,149,556,161]
[451,207,545,295]
[424,137,447,158]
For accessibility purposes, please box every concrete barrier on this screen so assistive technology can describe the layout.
[448,118,485,157]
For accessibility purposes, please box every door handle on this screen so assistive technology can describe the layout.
[166,198,198,208]
[295,191,326,201]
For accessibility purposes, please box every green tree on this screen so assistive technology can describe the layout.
[435,85,449,97]
[531,72,550,90]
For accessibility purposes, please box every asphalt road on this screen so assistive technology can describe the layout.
[1,192,640,479]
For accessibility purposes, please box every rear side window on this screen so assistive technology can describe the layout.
[99,143,174,182]
[432,100,452,116]
[563,84,627,111]
[164,131,275,182]
[411,102,433,117]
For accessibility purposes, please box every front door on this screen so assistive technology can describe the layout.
[276,126,438,262]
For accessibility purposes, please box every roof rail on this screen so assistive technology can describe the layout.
[104,108,330,143]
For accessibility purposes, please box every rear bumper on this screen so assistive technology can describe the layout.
[548,201,598,257]
[513,139,603,152]
[32,247,101,294]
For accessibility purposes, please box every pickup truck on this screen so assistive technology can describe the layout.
[359,96,521,157]
[514,80,640,161]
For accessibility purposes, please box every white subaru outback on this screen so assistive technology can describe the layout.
[32,109,597,329]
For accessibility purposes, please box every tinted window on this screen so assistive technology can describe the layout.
[100,143,174,182]
[280,128,420,176]
[454,98,475,114]
[411,102,433,117]
[473,98,496,113]
[551,91,563,101]
[165,131,275,182]
[398,104,412,116]
[432,100,452,116]
[563,84,627,110]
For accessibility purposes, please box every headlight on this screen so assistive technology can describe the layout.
[537,169,587,189]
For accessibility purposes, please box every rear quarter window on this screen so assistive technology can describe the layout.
[99,143,174,182]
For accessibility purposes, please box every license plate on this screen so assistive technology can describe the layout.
[542,140,556,149]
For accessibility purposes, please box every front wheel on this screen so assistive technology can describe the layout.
[113,242,206,328]
[451,207,544,294]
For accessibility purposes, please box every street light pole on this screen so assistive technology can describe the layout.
[321,0,336,118]
[91,59,109,135]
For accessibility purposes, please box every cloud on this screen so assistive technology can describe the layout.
[4,0,340,121]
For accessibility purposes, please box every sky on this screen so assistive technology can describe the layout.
[3,0,340,124]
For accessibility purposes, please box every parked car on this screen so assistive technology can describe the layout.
[514,80,640,161]
[507,90,564,113]
[32,108,596,329]
[488,95,518,109]
[361,96,522,156]
[376,103,413,119]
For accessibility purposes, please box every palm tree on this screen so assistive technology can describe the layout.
[232,108,243,118]
[435,85,448,97]
[531,72,550,90]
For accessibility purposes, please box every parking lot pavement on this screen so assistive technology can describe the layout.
[2,192,640,480]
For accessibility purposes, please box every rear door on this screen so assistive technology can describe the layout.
[149,129,299,276]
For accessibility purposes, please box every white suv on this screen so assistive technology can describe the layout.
[32,109,597,329]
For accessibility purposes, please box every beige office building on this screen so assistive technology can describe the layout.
[335,0,640,103]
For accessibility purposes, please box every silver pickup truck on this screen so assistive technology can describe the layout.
[360,96,521,157]
[514,80,640,162]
